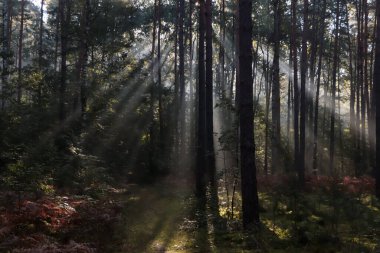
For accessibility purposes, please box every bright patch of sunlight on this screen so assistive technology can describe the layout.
[141,133,149,143]
[128,196,140,201]
[348,236,378,251]
[218,206,231,219]
[308,214,323,223]
[148,226,191,252]
[359,195,380,212]
[262,219,291,240]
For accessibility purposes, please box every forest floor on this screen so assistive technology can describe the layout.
[110,173,380,253]
[1,172,380,252]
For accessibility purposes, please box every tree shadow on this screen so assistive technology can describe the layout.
[189,196,213,252]
[110,184,188,253]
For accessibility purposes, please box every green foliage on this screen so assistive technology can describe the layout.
[1,161,52,194]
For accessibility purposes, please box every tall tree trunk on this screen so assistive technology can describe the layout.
[363,0,370,170]
[291,0,300,175]
[356,0,364,176]
[173,0,179,152]
[54,5,60,72]
[79,0,90,117]
[150,0,158,171]
[1,0,11,109]
[238,0,260,229]
[38,0,45,106]
[179,0,185,152]
[219,0,226,98]
[369,12,377,173]
[17,0,26,104]
[299,0,309,184]
[347,2,356,163]
[189,0,195,154]
[312,0,327,175]
[205,0,215,184]
[158,0,163,145]
[359,0,368,172]
[59,0,70,123]
[264,44,271,176]
[272,0,281,174]
[196,0,206,196]
[330,0,340,175]
[374,0,380,198]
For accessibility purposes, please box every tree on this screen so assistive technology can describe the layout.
[17,0,26,104]
[374,0,380,198]
[291,0,300,177]
[157,0,163,145]
[37,0,45,106]
[178,0,185,153]
[77,0,90,117]
[2,0,11,109]
[312,0,327,174]
[329,0,340,175]
[238,0,260,228]
[299,0,308,184]
[196,0,206,196]
[205,0,215,184]
[58,0,70,123]
[272,0,281,174]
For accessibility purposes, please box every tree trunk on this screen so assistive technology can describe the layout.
[54,5,60,72]
[346,2,356,163]
[17,0,26,104]
[59,0,70,123]
[150,0,158,171]
[299,0,309,184]
[271,0,281,174]
[374,0,380,198]
[79,0,90,117]
[291,0,300,175]
[158,0,163,145]
[219,0,226,98]
[330,0,340,175]
[238,0,260,229]
[1,0,11,109]
[312,0,327,175]
[196,0,206,196]
[205,0,215,184]
[38,0,45,106]
[179,0,185,153]
[356,0,364,176]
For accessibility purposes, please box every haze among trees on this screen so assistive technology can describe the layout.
[1,0,380,252]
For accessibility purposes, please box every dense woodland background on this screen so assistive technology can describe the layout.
[1,0,380,252]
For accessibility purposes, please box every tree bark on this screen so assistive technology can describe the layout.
[330,0,340,176]
[271,0,281,174]
[299,0,309,184]
[205,0,215,184]
[79,0,90,117]
[291,0,300,176]
[179,0,185,152]
[59,0,70,123]
[17,0,26,104]
[373,0,380,198]
[1,0,11,109]
[312,0,327,175]
[38,0,45,106]
[196,0,206,196]
[157,0,163,144]
[238,0,260,229]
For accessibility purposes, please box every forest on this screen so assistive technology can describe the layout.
[1,0,380,252]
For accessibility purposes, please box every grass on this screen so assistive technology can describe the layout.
[109,176,380,253]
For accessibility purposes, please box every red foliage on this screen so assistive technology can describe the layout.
[0,194,123,252]
[341,176,375,194]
